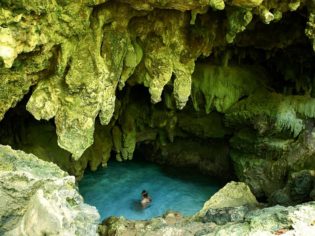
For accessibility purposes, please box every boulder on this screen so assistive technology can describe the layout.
[0,145,100,236]
[269,170,315,205]
[194,181,258,219]
[289,170,314,203]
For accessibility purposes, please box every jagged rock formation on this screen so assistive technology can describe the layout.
[194,181,258,219]
[0,145,99,236]
[0,0,315,204]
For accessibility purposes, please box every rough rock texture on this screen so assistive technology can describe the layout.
[202,205,252,225]
[270,169,315,205]
[0,106,114,178]
[194,181,258,219]
[226,93,315,199]
[99,181,315,236]
[0,145,100,236]
[0,0,313,156]
[0,0,315,204]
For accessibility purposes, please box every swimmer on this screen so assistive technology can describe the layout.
[141,190,152,208]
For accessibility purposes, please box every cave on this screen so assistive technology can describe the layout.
[1,0,315,235]
[0,85,229,221]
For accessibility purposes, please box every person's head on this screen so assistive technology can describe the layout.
[142,190,148,198]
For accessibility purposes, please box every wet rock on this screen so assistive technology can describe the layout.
[269,189,292,206]
[270,170,315,205]
[0,145,99,236]
[202,205,251,225]
[144,138,231,179]
[311,188,315,200]
[289,170,314,203]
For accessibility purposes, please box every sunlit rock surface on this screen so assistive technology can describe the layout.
[0,145,99,236]
[194,181,258,219]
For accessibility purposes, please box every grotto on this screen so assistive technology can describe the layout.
[1,0,315,235]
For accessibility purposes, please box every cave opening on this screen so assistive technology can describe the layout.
[0,85,234,221]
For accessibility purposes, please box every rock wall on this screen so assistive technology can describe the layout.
[0,145,99,236]
[0,0,315,203]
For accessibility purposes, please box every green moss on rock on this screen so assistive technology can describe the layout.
[191,64,266,113]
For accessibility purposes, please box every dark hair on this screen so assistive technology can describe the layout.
[142,190,148,197]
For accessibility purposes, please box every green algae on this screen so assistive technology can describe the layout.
[226,93,315,137]
[191,64,266,113]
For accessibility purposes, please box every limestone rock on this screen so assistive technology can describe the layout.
[306,11,315,51]
[226,7,253,43]
[0,145,100,236]
[0,1,92,122]
[100,213,215,236]
[226,93,315,199]
[270,170,315,205]
[194,181,258,219]
[202,205,251,225]
[191,65,266,113]
[230,0,263,8]
[289,170,314,202]
[211,202,315,235]
[144,138,231,179]
[0,0,313,163]
[118,0,225,11]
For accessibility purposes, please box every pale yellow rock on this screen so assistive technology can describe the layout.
[0,28,17,68]
[231,0,263,8]
[0,145,99,236]
[194,181,258,219]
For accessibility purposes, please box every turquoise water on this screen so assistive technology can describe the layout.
[78,160,221,220]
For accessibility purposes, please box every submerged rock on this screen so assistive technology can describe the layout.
[0,145,100,236]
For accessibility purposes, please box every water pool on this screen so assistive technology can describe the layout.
[78,160,221,221]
